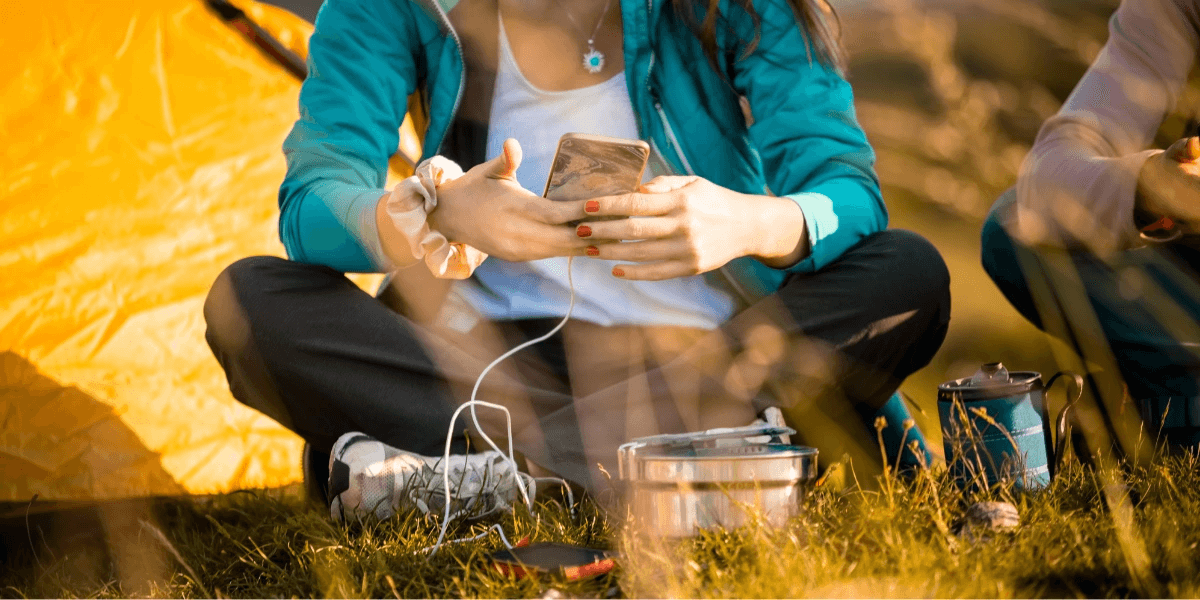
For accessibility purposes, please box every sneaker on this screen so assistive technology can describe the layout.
[326,432,526,523]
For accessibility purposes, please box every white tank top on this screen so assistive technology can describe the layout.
[452,14,737,330]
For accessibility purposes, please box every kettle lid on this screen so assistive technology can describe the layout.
[971,362,1010,385]
[939,362,1042,399]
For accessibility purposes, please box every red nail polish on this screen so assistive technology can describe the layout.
[577,225,592,237]
[585,200,600,213]
[612,267,625,277]
[586,246,599,256]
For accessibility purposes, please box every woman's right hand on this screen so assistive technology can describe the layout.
[424,138,589,262]
[1136,136,1200,232]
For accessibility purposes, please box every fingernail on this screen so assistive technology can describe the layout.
[577,225,592,237]
[586,246,599,256]
[585,200,600,213]
[612,267,625,277]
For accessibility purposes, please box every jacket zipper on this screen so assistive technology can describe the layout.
[654,102,696,176]
[428,0,465,156]
[645,54,755,306]
[643,56,671,173]
[645,55,696,177]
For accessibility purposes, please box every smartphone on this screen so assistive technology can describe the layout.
[490,542,616,580]
[542,133,651,201]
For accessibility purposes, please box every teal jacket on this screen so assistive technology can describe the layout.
[279,0,887,301]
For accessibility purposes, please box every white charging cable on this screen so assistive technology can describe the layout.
[419,523,514,555]
[425,256,578,555]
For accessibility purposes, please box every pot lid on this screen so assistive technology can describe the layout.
[628,443,819,483]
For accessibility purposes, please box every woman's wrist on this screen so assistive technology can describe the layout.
[375,157,488,279]
[375,192,412,266]
[746,193,810,268]
[424,201,456,242]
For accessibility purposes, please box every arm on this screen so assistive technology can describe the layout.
[1014,0,1200,254]
[731,0,887,272]
[277,0,419,273]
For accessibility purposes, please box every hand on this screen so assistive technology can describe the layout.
[379,139,590,263]
[578,176,809,280]
[1136,136,1200,233]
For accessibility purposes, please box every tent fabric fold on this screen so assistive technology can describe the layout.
[0,0,398,501]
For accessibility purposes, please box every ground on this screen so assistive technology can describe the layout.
[4,449,1200,598]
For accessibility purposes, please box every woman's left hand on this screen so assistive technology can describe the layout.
[579,176,809,280]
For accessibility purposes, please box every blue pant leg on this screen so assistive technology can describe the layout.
[875,391,934,469]
[981,190,1200,446]
[981,189,1044,329]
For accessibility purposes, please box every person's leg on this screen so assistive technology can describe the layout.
[759,229,952,415]
[741,229,951,468]
[203,256,585,481]
[563,230,951,481]
[980,190,1044,329]
[981,189,1200,448]
[205,256,469,457]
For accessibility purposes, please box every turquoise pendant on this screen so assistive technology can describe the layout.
[583,43,605,74]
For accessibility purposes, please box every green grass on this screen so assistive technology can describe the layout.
[6,449,1200,598]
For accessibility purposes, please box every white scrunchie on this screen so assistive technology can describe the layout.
[384,156,488,279]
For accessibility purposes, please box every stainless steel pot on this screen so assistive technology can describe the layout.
[618,426,818,538]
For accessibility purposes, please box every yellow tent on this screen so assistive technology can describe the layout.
[0,0,401,502]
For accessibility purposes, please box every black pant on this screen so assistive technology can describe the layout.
[204,230,951,489]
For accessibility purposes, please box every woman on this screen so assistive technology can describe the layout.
[204,0,950,521]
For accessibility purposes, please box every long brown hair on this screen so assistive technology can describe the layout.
[670,0,844,75]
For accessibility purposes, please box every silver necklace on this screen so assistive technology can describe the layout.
[560,0,615,74]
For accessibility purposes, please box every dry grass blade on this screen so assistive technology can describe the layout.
[139,519,213,599]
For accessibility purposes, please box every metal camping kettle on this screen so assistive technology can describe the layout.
[937,363,1082,490]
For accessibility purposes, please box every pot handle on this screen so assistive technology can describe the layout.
[1045,371,1084,478]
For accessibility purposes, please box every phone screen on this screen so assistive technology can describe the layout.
[543,134,650,201]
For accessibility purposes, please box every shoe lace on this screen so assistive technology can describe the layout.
[407,452,533,520]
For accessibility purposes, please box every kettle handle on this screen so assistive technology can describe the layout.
[1045,371,1085,478]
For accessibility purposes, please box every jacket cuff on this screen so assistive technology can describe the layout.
[1015,149,1157,255]
[782,191,830,268]
[344,186,393,270]
[1096,149,1158,251]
